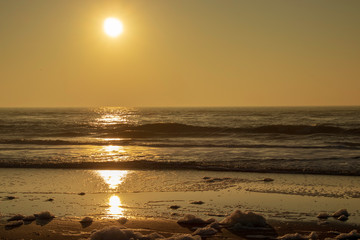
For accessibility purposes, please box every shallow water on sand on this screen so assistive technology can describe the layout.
[1,169,359,224]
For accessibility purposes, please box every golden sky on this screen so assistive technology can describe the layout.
[0,0,359,107]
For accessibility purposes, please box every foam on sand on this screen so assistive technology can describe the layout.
[192,226,217,237]
[166,234,201,240]
[335,230,360,240]
[317,209,350,221]
[35,211,55,219]
[89,226,201,240]
[277,232,318,240]
[207,221,221,230]
[177,214,208,225]
[332,209,350,218]
[220,209,267,228]
[89,227,129,240]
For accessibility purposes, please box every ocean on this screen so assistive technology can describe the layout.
[1,106,360,175]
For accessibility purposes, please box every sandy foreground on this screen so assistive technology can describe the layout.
[1,217,360,240]
[1,169,359,239]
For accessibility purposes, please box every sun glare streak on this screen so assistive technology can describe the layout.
[107,195,124,217]
[97,170,128,189]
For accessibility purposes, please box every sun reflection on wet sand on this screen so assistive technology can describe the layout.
[97,170,128,189]
[106,195,125,217]
[97,170,128,218]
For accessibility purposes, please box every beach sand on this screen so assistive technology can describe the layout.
[1,217,359,240]
[1,168,359,239]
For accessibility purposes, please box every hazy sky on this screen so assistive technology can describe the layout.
[1,0,359,107]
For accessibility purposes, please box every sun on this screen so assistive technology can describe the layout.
[103,17,123,38]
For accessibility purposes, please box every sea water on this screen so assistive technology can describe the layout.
[0,107,359,175]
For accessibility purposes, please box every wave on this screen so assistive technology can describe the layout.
[329,141,360,147]
[2,122,360,138]
[1,138,360,150]
[0,160,359,176]
[0,139,118,146]
[122,123,360,136]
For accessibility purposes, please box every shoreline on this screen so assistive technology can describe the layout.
[0,164,359,177]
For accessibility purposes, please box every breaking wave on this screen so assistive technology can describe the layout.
[41,123,360,138]
[0,159,359,176]
[2,122,360,138]
[1,138,360,150]
[123,123,360,136]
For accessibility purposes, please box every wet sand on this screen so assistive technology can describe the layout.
[1,168,359,239]
[1,169,359,223]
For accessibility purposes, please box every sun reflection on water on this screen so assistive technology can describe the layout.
[104,145,121,151]
[98,114,127,124]
[95,107,137,125]
[103,145,126,156]
[97,170,128,189]
[107,195,124,217]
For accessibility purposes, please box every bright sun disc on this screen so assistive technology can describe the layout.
[104,17,123,37]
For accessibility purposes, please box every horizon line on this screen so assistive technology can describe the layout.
[0,105,359,109]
